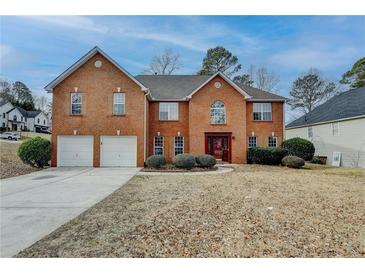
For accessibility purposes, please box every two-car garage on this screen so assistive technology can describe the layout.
[57,135,137,167]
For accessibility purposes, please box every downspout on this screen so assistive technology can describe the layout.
[143,90,151,164]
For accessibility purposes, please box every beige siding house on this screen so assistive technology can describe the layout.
[286,87,365,168]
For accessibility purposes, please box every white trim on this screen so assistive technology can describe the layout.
[210,100,226,125]
[247,98,286,102]
[186,71,252,99]
[70,92,82,115]
[268,136,278,147]
[174,136,184,156]
[286,115,365,130]
[159,102,179,121]
[153,135,164,155]
[45,46,149,92]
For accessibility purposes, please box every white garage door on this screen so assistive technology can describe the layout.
[100,136,137,167]
[57,136,93,167]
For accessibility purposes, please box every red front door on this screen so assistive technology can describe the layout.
[205,133,231,162]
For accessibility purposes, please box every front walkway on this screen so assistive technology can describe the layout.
[0,167,140,257]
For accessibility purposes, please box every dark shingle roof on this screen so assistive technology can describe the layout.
[135,75,285,101]
[286,87,365,129]
[6,107,41,118]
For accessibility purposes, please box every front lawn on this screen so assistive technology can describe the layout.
[0,140,39,179]
[16,164,365,257]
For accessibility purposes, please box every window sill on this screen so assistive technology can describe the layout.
[159,119,179,122]
[210,123,227,126]
[112,114,126,117]
[252,120,273,122]
[70,114,82,116]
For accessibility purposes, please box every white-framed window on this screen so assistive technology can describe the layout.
[332,122,339,136]
[71,93,82,115]
[13,115,17,121]
[308,127,313,138]
[174,136,184,156]
[37,118,40,124]
[159,103,179,120]
[268,136,277,147]
[113,93,125,115]
[154,136,164,155]
[210,100,226,124]
[248,136,257,148]
[43,120,46,125]
[253,103,272,121]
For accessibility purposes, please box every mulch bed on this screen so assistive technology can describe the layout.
[141,164,218,172]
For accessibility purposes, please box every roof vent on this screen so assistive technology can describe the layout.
[94,60,102,68]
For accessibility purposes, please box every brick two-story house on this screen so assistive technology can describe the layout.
[46,47,285,167]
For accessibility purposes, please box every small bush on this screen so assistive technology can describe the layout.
[195,154,216,168]
[172,153,196,169]
[17,137,51,168]
[248,147,288,165]
[282,137,315,161]
[282,155,305,168]
[146,155,166,168]
[311,156,327,165]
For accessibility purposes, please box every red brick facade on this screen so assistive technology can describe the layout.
[51,50,284,167]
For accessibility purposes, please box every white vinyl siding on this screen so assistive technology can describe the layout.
[71,93,82,115]
[174,136,184,155]
[154,136,164,155]
[159,103,178,120]
[113,93,125,115]
[332,122,339,136]
[253,103,272,121]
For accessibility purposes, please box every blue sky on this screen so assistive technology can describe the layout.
[1,16,364,104]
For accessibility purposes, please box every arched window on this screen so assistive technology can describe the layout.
[210,100,225,124]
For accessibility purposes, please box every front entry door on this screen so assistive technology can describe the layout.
[205,133,231,162]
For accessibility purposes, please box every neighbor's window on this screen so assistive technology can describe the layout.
[248,136,257,148]
[154,136,164,155]
[71,93,82,115]
[43,120,46,125]
[210,100,226,124]
[253,103,272,121]
[332,122,339,136]
[159,103,178,120]
[2,113,5,118]
[13,115,17,121]
[113,93,125,115]
[308,127,313,138]
[174,136,184,156]
[268,136,277,147]
[37,118,40,124]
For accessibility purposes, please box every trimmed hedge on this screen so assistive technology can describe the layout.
[248,147,288,165]
[282,137,315,161]
[195,154,216,168]
[146,155,166,168]
[17,137,51,168]
[311,156,327,165]
[172,153,196,169]
[282,155,305,168]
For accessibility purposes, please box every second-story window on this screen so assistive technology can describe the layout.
[159,103,178,120]
[210,100,226,124]
[253,103,272,121]
[13,115,17,121]
[71,93,82,115]
[37,118,40,124]
[113,93,125,115]
[43,120,46,125]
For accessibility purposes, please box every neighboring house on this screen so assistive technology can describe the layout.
[4,105,50,132]
[0,101,14,129]
[46,46,285,167]
[286,87,365,168]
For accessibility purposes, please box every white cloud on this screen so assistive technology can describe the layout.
[269,46,358,71]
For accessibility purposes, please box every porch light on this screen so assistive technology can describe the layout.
[117,87,121,92]
[272,132,275,137]
[177,131,181,136]
[157,132,160,136]
[74,87,78,92]
[251,131,255,136]
[73,130,77,135]
[117,130,120,136]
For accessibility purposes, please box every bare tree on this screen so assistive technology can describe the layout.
[144,49,181,75]
[254,67,280,93]
[288,68,338,114]
[34,95,50,114]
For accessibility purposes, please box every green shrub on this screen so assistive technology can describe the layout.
[172,153,196,169]
[146,155,166,168]
[282,155,305,168]
[195,154,216,167]
[248,147,288,165]
[282,137,315,161]
[311,156,327,165]
[17,137,51,168]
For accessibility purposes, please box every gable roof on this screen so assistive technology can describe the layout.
[286,87,365,129]
[136,72,284,101]
[7,107,42,118]
[44,46,148,93]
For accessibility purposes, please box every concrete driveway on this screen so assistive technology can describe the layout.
[0,167,140,257]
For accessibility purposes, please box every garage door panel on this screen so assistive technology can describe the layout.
[101,136,137,167]
[58,136,93,167]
